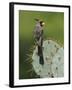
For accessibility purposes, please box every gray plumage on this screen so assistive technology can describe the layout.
[33,21,44,65]
[34,22,43,38]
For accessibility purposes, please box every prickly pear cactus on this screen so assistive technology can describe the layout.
[32,40,64,78]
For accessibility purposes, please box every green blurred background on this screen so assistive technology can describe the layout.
[19,10,64,79]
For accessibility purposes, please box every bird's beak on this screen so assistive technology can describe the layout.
[42,22,45,26]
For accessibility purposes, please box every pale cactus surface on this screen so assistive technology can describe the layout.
[32,40,64,78]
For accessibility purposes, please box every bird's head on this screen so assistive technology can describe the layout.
[40,21,45,27]
[35,18,45,27]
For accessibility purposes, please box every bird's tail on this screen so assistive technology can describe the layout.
[39,55,44,65]
[38,45,44,65]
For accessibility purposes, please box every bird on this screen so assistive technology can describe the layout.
[33,19,45,65]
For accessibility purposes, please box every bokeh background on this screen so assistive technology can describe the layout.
[19,10,64,79]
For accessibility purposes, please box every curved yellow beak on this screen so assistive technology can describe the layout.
[42,22,45,26]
